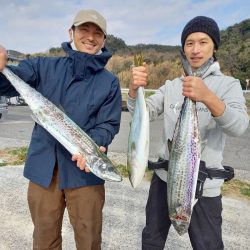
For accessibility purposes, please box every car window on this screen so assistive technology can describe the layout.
[0,96,7,104]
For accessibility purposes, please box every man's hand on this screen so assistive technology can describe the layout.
[0,45,8,71]
[182,76,225,117]
[182,76,211,102]
[72,146,106,172]
[129,62,148,99]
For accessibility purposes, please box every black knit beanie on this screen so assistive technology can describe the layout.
[181,16,220,50]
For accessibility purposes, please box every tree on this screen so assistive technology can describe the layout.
[105,35,127,54]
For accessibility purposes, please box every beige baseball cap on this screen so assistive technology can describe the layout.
[72,9,107,35]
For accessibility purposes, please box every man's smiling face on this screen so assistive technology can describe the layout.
[70,22,105,55]
[184,32,215,71]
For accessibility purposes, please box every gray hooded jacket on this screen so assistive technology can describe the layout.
[127,61,249,197]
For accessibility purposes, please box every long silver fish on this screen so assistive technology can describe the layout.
[127,53,149,188]
[2,67,122,182]
[167,51,214,235]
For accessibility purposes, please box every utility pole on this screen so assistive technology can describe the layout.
[246,79,249,91]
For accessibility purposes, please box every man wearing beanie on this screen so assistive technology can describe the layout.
[128,16,249,250]
[0,9,121,250]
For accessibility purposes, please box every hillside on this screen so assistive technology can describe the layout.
[217,18,250,84]
[11,18,250,89]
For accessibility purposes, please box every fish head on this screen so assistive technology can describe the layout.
[169,206,191,236]
[171,219,190,236]
[88,154,122,182]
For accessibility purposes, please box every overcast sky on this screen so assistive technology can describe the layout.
[0,0,249,54]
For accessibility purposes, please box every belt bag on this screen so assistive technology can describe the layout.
[148,158,234,199]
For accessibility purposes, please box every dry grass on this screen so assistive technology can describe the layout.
[222,179,250,200]
[0,147,28,166]
[1,148,249,200]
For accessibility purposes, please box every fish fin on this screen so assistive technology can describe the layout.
[201,139,207,153]
[134,52,144,67]
[168,139,172,152]
[192,198,198,208]
[58,104,65,113]
[139,51,143,66]
[134,54,139,67]
[31,115,42,126]
[173,102,179,114]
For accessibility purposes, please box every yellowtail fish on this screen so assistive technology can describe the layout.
[167,51,214,235]
[2,67,122,182]
[127,53,149,188]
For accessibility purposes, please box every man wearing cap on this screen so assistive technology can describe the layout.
[128,16,249,250]
[0,9,121,250]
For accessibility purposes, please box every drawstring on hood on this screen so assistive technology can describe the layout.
[62,42,112,80]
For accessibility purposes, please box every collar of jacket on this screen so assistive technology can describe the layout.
[180,61,222,80]
[61,42,112,80]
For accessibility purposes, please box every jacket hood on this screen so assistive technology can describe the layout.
[61,42,112,79]
[180,60,222,80]
[202,61,222,79]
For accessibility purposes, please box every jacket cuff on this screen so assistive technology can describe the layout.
[213,104,238,127]
[127,95,136,112]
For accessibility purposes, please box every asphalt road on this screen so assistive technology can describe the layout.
[0,106,250,249]
[0,165,250,250]
[1,105,250,172]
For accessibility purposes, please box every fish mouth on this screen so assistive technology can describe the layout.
[98,164,123,182]
[103,172,122,182]
[129,173,141,188]
[111,175,123,182]
[171,219,190,236]
[87,156,123,182]
[91,166,122,182]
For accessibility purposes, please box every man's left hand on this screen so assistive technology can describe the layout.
[182,76,211,102]
[72,146,106,172]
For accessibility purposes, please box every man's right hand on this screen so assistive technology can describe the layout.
[0,45,8,72]
[129,62,148,99]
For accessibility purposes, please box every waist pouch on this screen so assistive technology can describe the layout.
[148,158,234,199]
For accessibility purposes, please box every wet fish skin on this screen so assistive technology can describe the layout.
[2,67,122,182]
[167,96,200,235]
[167,52,214,235]
[127,53,149,188]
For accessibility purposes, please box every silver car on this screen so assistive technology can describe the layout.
[0,96,8,120]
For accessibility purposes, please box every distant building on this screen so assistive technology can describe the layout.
[7,50,26,63]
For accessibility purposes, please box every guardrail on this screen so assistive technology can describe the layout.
[123,88,250,94]
[121,88,156,111]
[121,88,156,93]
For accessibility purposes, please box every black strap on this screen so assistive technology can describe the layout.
[206,166,234,182]
[147,159,234,181]
[148,159,234,199]
[196,161,207,199]
[148,158,168,170]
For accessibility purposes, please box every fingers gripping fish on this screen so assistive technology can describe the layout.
[167,51,214,235]
[127,53,150,188]
[2,67,122,182]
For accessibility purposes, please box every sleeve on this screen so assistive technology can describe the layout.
[213,77,249,137]
[0,59,39,97]
[88,77,122,147]
[127,83,166,121]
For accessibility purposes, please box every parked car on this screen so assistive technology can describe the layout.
[6,96,27,106]
[0,96,8,120]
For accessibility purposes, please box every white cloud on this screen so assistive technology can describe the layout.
[0,0,249,53]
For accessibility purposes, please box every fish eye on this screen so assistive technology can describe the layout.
[101,163,107,170]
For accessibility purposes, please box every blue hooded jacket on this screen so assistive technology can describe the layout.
[0,42,122,189]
